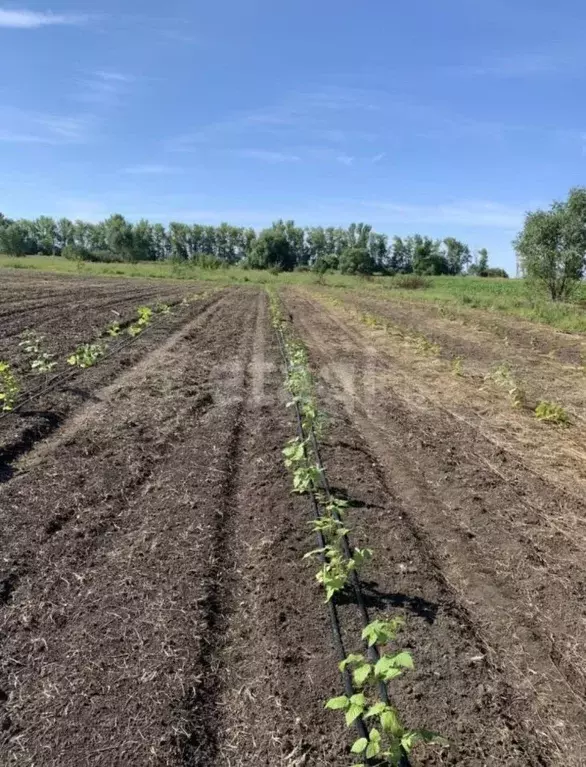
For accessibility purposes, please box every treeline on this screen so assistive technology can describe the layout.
[0,213,506,276]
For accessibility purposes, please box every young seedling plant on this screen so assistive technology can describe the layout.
[128,305,154,337]
[327,618,445,765]
[19,330,57,373]
[269,288,444,764]
[106,321,121,337]
[67,343,105,369]
[0,361,19,412]
[535,400,569,426]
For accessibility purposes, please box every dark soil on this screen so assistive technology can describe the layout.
[282,288,586,767]
[0,278,216,473]
[0,286,349,766]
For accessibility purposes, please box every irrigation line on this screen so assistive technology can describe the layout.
[0,294,214,421]
[274,307,410,767]
[274,321,371,749]
[308,428,394,707]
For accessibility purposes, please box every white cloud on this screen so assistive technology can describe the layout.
[372,152,386,163]
[336,154,354,166]
[237,149,301,163]
[0,9,86,28]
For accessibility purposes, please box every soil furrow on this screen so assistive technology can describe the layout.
[283,288,585,766]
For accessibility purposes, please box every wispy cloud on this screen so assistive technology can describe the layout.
[0,131,51,144]
[165,86,384,153]
[360,199,526,229]
[336,154,354,166]
[236,149,301,163]
[0,8,87,28]
[0,107,91,144]
[94,70,132,83]
[122,164,180,175]
[371,152,386,163]
[76,70,134,105]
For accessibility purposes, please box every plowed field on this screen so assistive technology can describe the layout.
[1,271,584,766]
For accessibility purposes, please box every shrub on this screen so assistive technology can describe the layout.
[389,274,430,290]
[483,267,509,278]
[62,244,90,261]
[313,253,340,273]
[194,253,224,269]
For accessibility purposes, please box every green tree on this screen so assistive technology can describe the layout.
[56,218,75,253]
[132,219,156,261]
[103,214,134,261]
[442,237,471,275]
[468,248,489,276]
[248,228,295,270]
[347,222,372,248]
[389,236,413,273]
[313,252,339,273]
[368,232,389,271]
[0,222,34,256]
[514,187,586,300]
[411,236,448,275]
[152,224,169,260]
[339,246,375,275]
[34,216,57,255]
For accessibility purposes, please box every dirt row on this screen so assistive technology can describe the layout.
[0,269,199,364]
[0,287,349,766]
[282,287,586,766]
[314,286,586,423]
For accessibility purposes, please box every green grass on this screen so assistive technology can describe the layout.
[3,254,586,334]
[0,254,383,288]
[374,275,586,333]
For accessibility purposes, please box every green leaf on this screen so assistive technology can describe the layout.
[374,651,414,680]
[350,738,368,754]
[345,704,363,726]
[349,693,366,707]
[353,663,372,686]
[401,730,448,751]
[361,617,405,647]
[389,651,414,669]
[325,696,349,711]
[364,702,386,719]
[366,728,382,758]
[339,653,364,672]
[381,708,403,737]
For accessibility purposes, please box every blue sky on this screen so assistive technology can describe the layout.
[1,0,585,271]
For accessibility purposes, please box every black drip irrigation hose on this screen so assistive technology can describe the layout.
[0,294,213,421]
[274,315,410,767]
[275,323,371,749]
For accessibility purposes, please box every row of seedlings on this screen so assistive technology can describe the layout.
[0,299,182,413]
[267,289,444,766]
